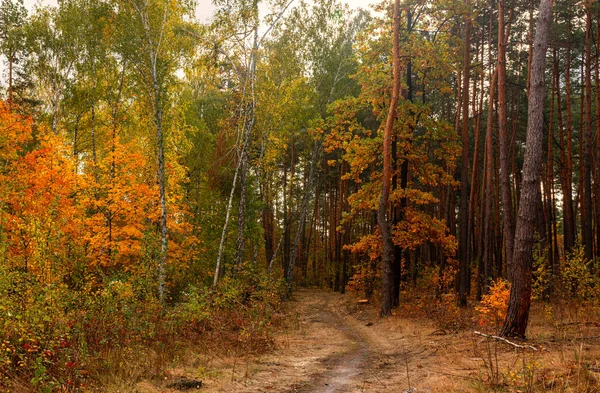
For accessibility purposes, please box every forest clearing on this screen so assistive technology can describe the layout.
[2,0,600,391]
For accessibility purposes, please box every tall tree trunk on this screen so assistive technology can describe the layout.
[562,21,576,253]
[582,7,594,261]
[262,184,275,267]
[470,29,485,292]
[151,66,168,301]
[498,0,515,284]
[483,69,498,298]
[341,173,350,294]
[235,137,250,268]
[234,22,259,270]
[545,52,556,283]
[501,0,552,338]
[595,9,600,263]
[378,0,401,317]
[392,7,414,307]
[553,49,564,278]
[458,0,472,306]
[287,140,320,288]
[214,155,242,286]
[132,1,172,300]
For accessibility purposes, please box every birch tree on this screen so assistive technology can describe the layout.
[117,0,194,300]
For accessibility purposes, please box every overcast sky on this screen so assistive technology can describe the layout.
[22,0,377,22]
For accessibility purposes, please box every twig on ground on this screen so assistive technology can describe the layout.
[473,331,538,351]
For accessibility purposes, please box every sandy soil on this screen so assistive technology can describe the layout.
[135,289,600,393]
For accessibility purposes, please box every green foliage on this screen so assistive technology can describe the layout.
[560,244,599,301]
[0,269,87,391]
[532,244,551,300]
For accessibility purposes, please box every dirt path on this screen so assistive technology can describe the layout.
[136,289,600,393]
[186,289,470,393]
[294,291,372,393]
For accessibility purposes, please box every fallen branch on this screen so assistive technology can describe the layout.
[473,331,538,351]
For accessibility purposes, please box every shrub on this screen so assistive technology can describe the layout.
[0,260,286,392]
[178,265,286,354]
[476,278,511,332]
[532,244,552,300]
[560,245,598,301]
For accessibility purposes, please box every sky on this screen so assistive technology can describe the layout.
[22,0,377,22]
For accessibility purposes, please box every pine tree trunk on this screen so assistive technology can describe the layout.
[483,69,498,298]
[457,0,472,306]
[378,0,401,317]
[234,21,259,270]
[562,22,576,253]
[498,0,515,284]
[262,183,275,267]
[582,7,594,261]
[287,140,320,287]
[501,0,552,338]
[595,11,600,262]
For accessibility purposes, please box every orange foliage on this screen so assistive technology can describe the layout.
[1,102,197,282]
[346,232,382,261]
[82,139,159,269]
[1,104,84,282]
[393,208,457,256]
[476,278,511,331]
[0,102,33,161]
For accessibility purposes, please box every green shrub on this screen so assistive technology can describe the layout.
[561,245,598,301]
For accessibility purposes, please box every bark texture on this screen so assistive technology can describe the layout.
[497,0,514,283]
[378,0,401,317]
[501,0,553,338]
[457,0,472,306]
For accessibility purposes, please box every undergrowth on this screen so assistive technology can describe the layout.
[0,264,286,392]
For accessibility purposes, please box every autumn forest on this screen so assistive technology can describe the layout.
[1,0,600,391]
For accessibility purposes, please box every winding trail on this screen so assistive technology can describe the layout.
[197,289,437,392]
[295,291,372,393]
[155,289,487,393]
[138,288,600,393]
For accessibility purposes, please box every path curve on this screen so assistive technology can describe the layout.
[296,290,372,392]
[185,288,468,393]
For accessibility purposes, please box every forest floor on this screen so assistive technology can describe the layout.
[134,289,600,393]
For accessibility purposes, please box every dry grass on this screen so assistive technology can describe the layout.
[80,305,288,393]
